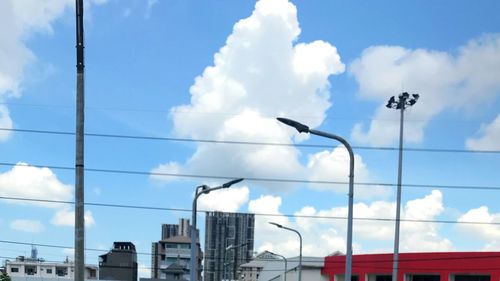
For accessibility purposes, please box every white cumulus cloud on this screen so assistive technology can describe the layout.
[0,162,72,207]
[457,206,500,250]
[466,114,500,150]
[149,162,182,183]
[51,207,95,228]
[307,146,390,199]
[0,163,98,228]
[0,0,106,141]
[152,0,345,191]
[350,34,500,146]
[10,219,44,233]
[251,190,452,257]
[198,186,249,212]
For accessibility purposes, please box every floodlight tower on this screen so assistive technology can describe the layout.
[386,92,419,281]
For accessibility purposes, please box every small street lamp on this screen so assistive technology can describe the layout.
[269,222,302,281]
[277,117,355,281]
[267,251,287,281]
[386,92,419,281]
[190,178,244,281]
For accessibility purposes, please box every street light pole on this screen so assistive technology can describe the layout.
[386,92,419,281]
[190,179,244,281]
[223,243,248,281]
[269,222,302,281]
[267,251,287,281]
[276,117,355,281]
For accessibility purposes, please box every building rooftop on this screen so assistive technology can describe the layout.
[257,256,325,281]
[160,235,191,244]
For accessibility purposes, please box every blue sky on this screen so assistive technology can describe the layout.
[1,0,500,277]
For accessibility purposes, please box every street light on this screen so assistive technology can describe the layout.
[269,222,302,281]
[190,178,244,281]
[386,92,419,281]
[276,117,355,281]
[267,251,287,281]
[223,243,248,281]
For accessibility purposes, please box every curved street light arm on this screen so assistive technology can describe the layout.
[268,222,302,281]
[276,117,355,281]
[190,179,244,281]
[268,251,288,281]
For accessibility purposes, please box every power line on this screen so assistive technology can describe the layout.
[1,196,499,226]
[0,102,466,123]
[1,101,482,125]
[0,161,499,191]
[4,245,500,268]
[0,127,499,154]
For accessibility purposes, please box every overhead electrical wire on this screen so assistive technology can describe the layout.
[1,196,499,226]
[0,127,499,154]
[1,101,484,125]
[4,245,500,269]
[0,161,498,191]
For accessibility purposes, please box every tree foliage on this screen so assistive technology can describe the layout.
[0,272,11,281]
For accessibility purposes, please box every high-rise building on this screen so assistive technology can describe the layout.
[99,242,137,281]
[203,212,255,281]
[149,219,202,281]
[161,219,190,240]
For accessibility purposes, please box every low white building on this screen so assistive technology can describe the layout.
[256,256,328,281]
[5,256,98,281]
[238,251,281,281]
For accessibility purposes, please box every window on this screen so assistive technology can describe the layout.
[46,269,53,274]
[56,267,68,276]
[410,275,440,281]
[455,276,490,281]
[166,257,177,263]
[179,244,190,249]
[376,276,392,281]
[25,265,37,275]
[165,243,177,249]
[11,267,19,273]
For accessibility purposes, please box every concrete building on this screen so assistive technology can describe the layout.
[238,252,279,281]
[322,252,500,281]
[99,242,137,281]
[161,219,190,240]
[5,255,97,281]
[149,218,202,281]
[204,211,255,281]
[257,256,326,281]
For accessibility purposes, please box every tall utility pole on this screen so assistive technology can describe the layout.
[74,1,85,281]
[386,92,419,281]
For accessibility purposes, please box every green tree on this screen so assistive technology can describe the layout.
[0,272,11,281]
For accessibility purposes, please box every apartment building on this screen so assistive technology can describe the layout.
[204,211,255,281]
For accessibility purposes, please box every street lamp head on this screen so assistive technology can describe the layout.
[401,92,409,99]
[222,178,244,188]
[269,222,283,228]
[386,96,396,108]
[198,185,209,192]
[277,117,309,134]
[412,94,420,100]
